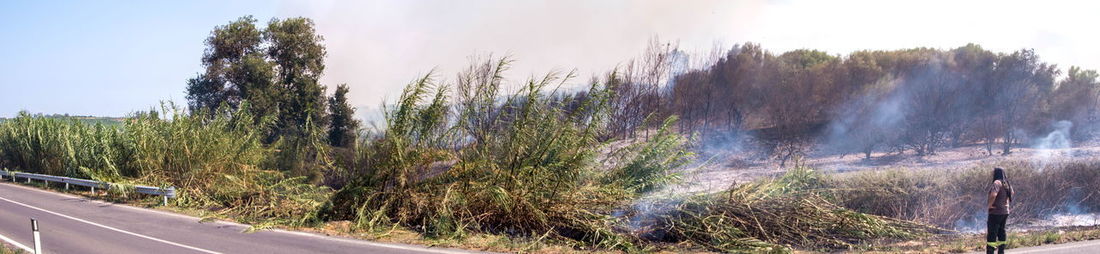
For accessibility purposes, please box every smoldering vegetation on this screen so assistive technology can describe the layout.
[643,43,1100,164]
[630,166,942,252]
[315,55,950,252]
[4,15,1100,252]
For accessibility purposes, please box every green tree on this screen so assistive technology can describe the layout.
[187,16,331,139]
[185,16,343,179]
[263,17,332,179]
[1051,66,1100,140]
[991,49,1059,154]
[186,16,270,113]
[327,84,359,147]
[265,17,329,139]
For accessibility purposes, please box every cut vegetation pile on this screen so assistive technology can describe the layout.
[638,167,939,252]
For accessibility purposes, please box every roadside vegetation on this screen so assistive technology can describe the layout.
[0,105,328,225]
[0,244,22,254]
[861,225,1100,253]
[2,15,1100,253]
[2,105,1098,252]
[641,166,940,252]
[825,160,1100,229]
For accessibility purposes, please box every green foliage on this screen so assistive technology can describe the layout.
[187,16,332,177]
[602,116,693,194]
[328,84,360,147]
[780,49,836,69]
[187,16,269,113]
[264,17,329,148]
[0,103,329,225]
[0,111,127,179]
[0,244,23,254]
[324,57,658,250]
[271,115,334,184]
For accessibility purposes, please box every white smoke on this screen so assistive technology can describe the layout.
[953,209,988,234]
[945,121,1100,235]
[1032,120,1074,170]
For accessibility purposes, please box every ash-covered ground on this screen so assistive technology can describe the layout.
[671,141,1100,194]
[649,139,1100,233]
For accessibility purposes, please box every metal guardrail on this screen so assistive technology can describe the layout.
[0,170,176,205]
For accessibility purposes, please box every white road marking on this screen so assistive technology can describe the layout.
[0,182,232,225]
[0,195,222,254]
[0,182,485,254]
[0,231,34,253]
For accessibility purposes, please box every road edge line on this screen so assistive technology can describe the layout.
[0,231,34,253]
[0,182,249,227]
[0,183,489,253]
[0,196,222,254]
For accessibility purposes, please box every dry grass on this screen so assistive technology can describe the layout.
[824,159,1100,229]
[0,243,23,254]
[860,225,1100,253]
[637,167,940,253]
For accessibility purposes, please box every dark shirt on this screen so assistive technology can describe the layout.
[989,180,1011,215]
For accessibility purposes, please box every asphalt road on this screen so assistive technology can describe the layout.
[6,179,1096,254]
[0,182,482,254]
[963,239,1100,254]
[1004,239,1100,254]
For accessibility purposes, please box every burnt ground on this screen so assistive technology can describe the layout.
[660,139,1100,194]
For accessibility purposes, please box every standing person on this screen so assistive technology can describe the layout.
[986,167,1014,254]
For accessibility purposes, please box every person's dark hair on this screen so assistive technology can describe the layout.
[993,167,1012,201]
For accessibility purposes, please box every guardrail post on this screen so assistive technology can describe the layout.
[64,182,69,190]
[31,218,42,254]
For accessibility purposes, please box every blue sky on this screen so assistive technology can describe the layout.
[0,1,276,117]
[2,0,1098,118]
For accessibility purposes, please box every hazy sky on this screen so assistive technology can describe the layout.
[2,0,1098,118]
